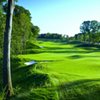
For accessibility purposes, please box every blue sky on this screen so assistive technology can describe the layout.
[17,0,100,36]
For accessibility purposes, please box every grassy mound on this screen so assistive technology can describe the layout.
[10,57,57,100]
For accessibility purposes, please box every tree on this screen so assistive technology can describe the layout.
[3,0,15,97]
[2,1,39,98]
[90,20,100,43]
[80,20,100,43]
[80,21,91,42]
[0,13,5,57]
[12,12,31,53]
[31,25,40,39]
[11,5,39,54]
[0,3,5,56]
[0,2,3,14]
[3,4,40,54]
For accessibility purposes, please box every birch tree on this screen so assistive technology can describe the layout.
[3,0,15,97]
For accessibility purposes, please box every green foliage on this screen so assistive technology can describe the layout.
[74,20,100,44]
[0,13,5,58]
[31,25,40,39]
[38,33,69,43]
[11,5,40,54]
[12,11,32,54]
[0,4,40,55]
[14,5,31,17]
[0,3,3,14]
[26,41,40,49]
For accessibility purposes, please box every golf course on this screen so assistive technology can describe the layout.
[2,40,99,100]
[1,0,100,100]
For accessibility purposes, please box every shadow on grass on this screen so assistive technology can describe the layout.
[65,41,100,52]
[45,50,91,54]
[75,43,100,48]
[68,41,83,45]
[24,41,100,54]
[43,44,99,54]
[44,46,67,50]
[11,64,57,100]
[13,66,51,89]
[68,55,83,59]
[58,78,100,100]
[11,87,58,100]
[68,54,100,60]
[74,43,100,51]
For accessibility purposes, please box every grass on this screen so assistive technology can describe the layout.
[1,40,100,99]
[18,41,100,80]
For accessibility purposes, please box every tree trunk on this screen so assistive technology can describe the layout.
[3,0,15,98]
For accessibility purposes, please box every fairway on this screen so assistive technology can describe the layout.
[18,41,100,84]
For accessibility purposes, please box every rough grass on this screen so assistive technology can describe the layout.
[58,79,100,100]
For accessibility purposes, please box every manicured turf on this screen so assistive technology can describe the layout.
[18,41,100,82]
[2,40,100,100]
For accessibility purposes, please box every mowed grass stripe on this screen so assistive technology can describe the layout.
[18,41,100,83]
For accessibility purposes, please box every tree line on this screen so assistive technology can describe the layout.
[38,32,69,42]
[38,20,100,44]
[0,1,40,98]
[72,20,100,44]
[0,4,40,56]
